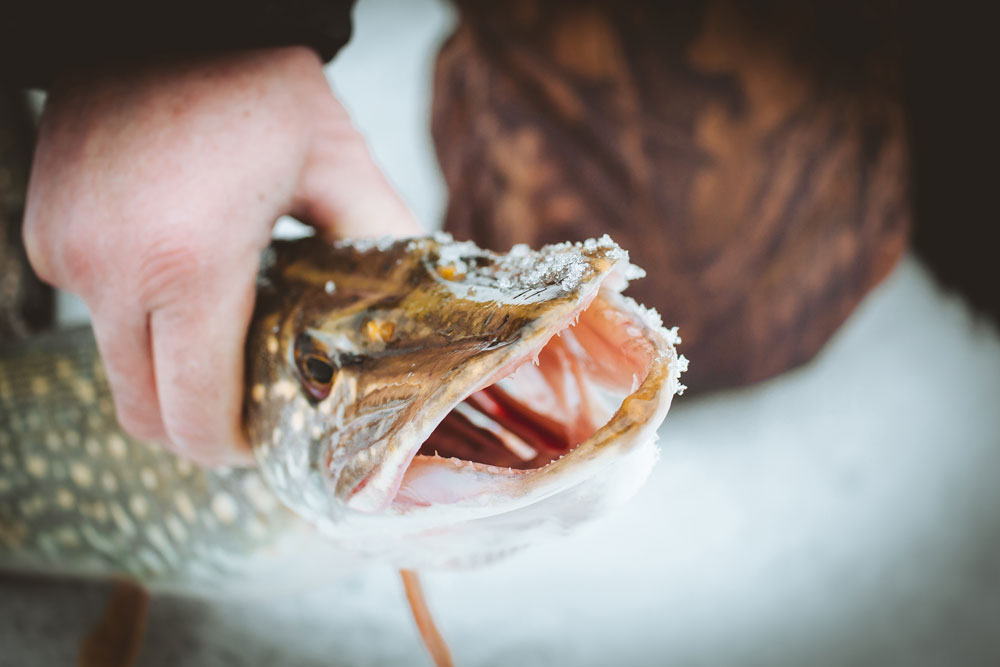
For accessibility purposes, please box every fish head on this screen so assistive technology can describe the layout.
[245,234,686,566]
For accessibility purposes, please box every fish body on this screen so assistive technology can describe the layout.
[1,234,685,586]
[0,327,335,593]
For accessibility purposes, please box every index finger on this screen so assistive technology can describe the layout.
[149,268,258,467]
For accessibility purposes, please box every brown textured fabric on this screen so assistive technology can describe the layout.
[903,6,999,326]
[2,1,357,88]
[433,0,910,392]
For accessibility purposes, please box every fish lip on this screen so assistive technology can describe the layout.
[339,276,684,516]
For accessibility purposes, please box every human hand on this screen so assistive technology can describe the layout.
[23,46,421,465]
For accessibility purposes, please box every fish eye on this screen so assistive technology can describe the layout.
[296,353,334,401]
[294,334,335,401]
[305,355,334,384]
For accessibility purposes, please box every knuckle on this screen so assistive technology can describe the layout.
[23,191,102,289]
[57,226,102,288]
[22,213,71,287]
[135,235,204,307]
[28,219,104,291]
[21,227,54,284]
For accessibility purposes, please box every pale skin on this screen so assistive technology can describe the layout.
[23,46,422,466]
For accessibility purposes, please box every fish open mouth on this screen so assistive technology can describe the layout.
[346,276,684,514]
[421,292,654,466]
[250,235,684,541]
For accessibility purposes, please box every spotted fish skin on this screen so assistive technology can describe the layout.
[0,327,299,590]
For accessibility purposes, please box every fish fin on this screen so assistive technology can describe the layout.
[400,569,453,667]
[77,578,149,667]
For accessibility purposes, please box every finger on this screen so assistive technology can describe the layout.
[90,304,168,444]
[149,265,257,467]
[295,112,424,239]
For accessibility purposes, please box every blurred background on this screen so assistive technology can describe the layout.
[3,0,1000,665]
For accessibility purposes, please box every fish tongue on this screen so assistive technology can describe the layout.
[420,398,538,469]
[453,400,538,461]
[474,383,570,455]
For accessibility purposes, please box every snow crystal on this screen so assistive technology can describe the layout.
[676,354,690,373]
[426,234,630,300]
[509,243,531,257]
[624,264,647,281]
[664,326,681,346]
[337,236,390,252]
[435,239,482,276]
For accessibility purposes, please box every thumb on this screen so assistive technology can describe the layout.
[294,100,424,240]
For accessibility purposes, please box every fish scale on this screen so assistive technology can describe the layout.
[0,327,299,590]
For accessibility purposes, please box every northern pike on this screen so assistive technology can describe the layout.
[0,233,686,659]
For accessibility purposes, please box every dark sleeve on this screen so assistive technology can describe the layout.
[1,0,356,88]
